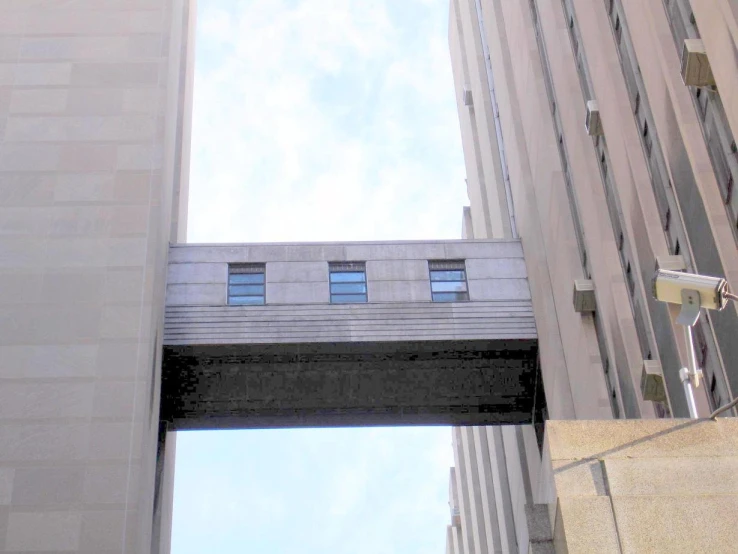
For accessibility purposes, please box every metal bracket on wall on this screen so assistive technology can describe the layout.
[676,289,701,326]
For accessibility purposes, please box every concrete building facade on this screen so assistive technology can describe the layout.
[2,0,737,553]
[535,419,738,554]
[160,240,542,431]
[0,1,195,552]
[446,0,738,551]
[0,3,544,549]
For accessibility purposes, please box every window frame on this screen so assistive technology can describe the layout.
[429,260,470,303]
[228,263,266,306]
[329,262,368,304]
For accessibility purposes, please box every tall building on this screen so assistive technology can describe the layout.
[0,1,196,552]
[2,1,736,553]
[0,3,545,552]
[446,0,738,551]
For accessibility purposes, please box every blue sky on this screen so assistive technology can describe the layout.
[174,0,468,552]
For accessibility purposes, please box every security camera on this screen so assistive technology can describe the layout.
[652,269,728,311]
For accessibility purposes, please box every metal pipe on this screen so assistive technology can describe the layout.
[681,372,699,419]
[682,325,699,418]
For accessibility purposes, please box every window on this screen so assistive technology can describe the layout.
[634,92,640,115]
[695,87,708,120]
[626,262,635,295]
[642,120,652,157]
[725,173,734,205]
[228,264,265,305]
[614,15,622,44]
[429,260,469,302]
[611,389,620,419]
[329,262,367,303]
[710,373,722,410]
[695,322,709,369]
[655,402,669,418]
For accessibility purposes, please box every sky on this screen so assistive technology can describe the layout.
[172,0,468,552]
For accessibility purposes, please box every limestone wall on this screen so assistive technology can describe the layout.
[534,419,738,554]
[0,1,194,552]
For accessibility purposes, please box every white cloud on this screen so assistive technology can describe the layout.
[187,0,467,243]
[172,427,455,554]
[175,1,466,552]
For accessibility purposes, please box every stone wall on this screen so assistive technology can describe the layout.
[0,1,194,552]
[533,419,738,554]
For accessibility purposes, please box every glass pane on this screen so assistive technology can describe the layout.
[431,281,467,293]
[229,273,264,285]
[432,291,469,302]
[330,271,366,283]
[330,282,367,294]
[430,270,466,281]
[228,284,264,296]
[229,295,265,305]
[331,294,368,304]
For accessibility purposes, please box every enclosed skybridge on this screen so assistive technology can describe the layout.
[161,240,544,429]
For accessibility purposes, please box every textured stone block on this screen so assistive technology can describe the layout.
[366,259,430,281]
[0,143,59,171]
[267,281,329,304]
[6,512,82,551]
[468,278,532,300]
[167,262,227,285]
[526,503,552,542]
[0,383,94,420]
[603,456,738,496]
[9,89,67,113]
[12,62,71,86]
[611,495,738,553]
[344,242,446,261]
[80,510,126,551]
[551,459,606,497]
[92,381,137,418]
[443,240,524,259]
[0,345,98,379]
[0,173,55,206]
[0,469,13,505]
[5,115,157,142]
[165,283,226,306]
[545,420,738,461]
[104,269,146,303]
[529,542,556,554]
[368,280,432,302]
[11,467,85,506]
[266,261,328,283]
[466,257,528,279]
[95,341,139,379]
[100,304,142,339]
[71,62,159,87]
[553,496,620,554]
[116,143,163,170]
[0,423,89,462]
[83,464,133,505]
